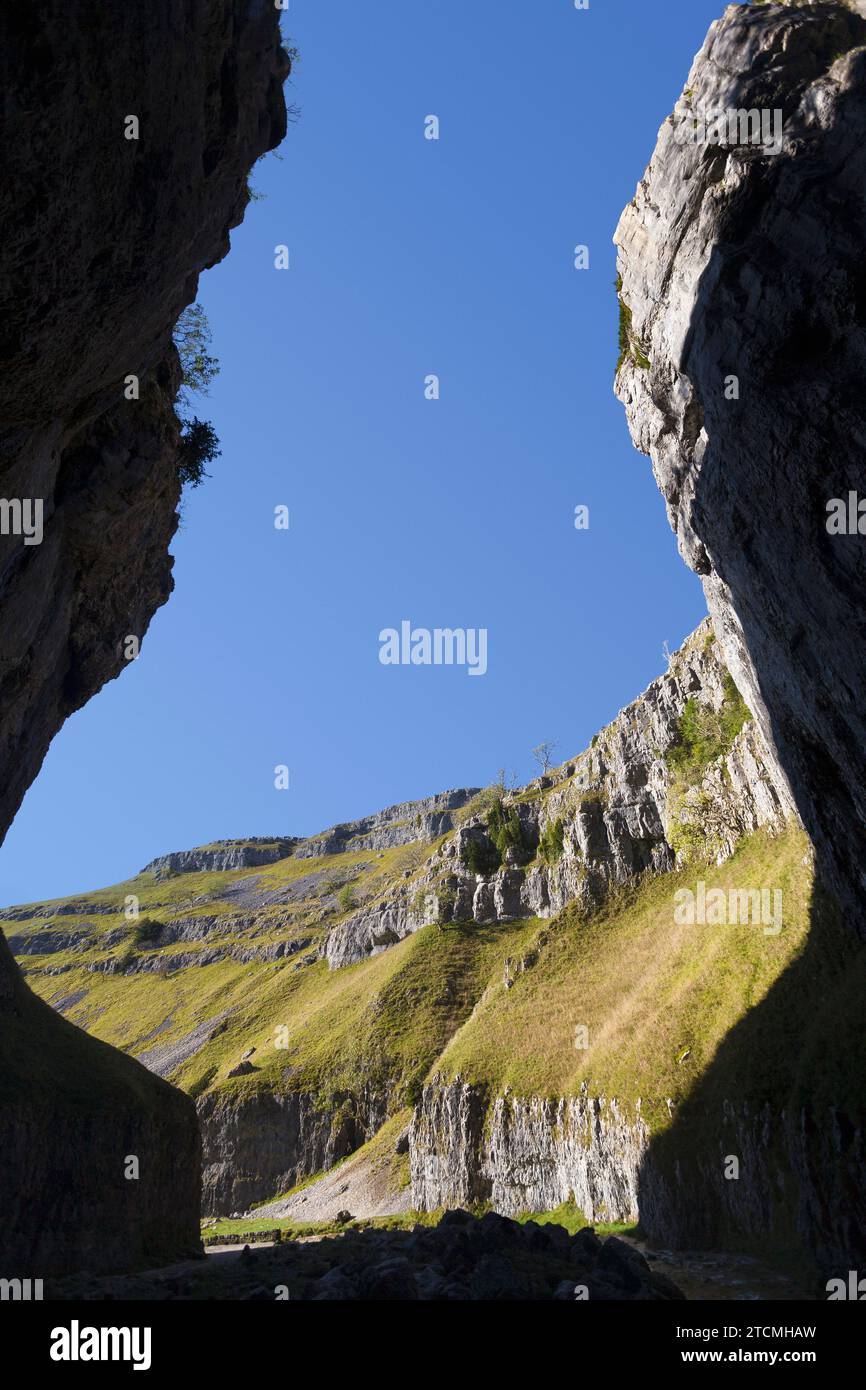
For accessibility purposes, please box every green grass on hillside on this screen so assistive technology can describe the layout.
[184,915,541,1110]
[12,822,841,1141]
[13,847,541,1118]
[203,1209,444,1243]
[11,759,864,1271]
[437,827,815,1124]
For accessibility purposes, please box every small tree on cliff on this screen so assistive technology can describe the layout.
[177,418,221,488]
[175,304,220,402]
[173,303,221,488]
[531,741,558,777]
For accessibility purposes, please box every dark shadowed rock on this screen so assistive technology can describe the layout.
[571,1226,603,1261]
[0,0,289,1274]
[312,1268,359,1301]
[614,0,866,1280]
[469,1253,529,1300]
[615,0,866,931]
[45,1213,686,1301]
[226,1061,257,1078]
[359,1257,419,1300]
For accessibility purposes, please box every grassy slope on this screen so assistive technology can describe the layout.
[437,826,820,1123]
[7,840,540,1116]
[9,839,426,932]
[11,809,861,1240]
[174,914,541,1110]
[9,824,839,1130]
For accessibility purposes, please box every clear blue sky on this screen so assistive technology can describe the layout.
[1,0,722,907]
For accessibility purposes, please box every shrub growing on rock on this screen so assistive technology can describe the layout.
[177,416,221,488]
[134,917,164,946]
[173,302,222,488]
[337,883,357,914]
[539,817,565,865]
[487,799,527,861]
[666,674,751,784]
[462,837,501,876]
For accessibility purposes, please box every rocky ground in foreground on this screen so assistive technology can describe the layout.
[46,1211,684,1302]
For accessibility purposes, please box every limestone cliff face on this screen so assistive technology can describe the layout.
[409,1078,864,1280]
[295,790,480,858]
[614,0,866,930]
[197,1086,389,1217]
[0,2,289,1273]
[326,624,792,968]
[140,792,480,881]
[410,1079,650,1223]
[143,839,303,880]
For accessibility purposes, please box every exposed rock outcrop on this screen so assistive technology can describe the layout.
[409,1073,865,1283]
[142,839,301,880]
[294,789,479,859]
[197,1085,389,1216]
[326,624,792,967]
[615,0,866,931]
[0,1,289,1273]
[410,1078,650,1223]
[611,0,866,1277]
[139,790,479,880]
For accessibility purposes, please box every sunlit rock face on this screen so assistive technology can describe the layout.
[326,624,792,969]
[615,0,866,933]
[0,0,289,1274]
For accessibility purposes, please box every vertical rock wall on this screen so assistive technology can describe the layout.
[614,0,866,930]
[0,1,289,1274]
